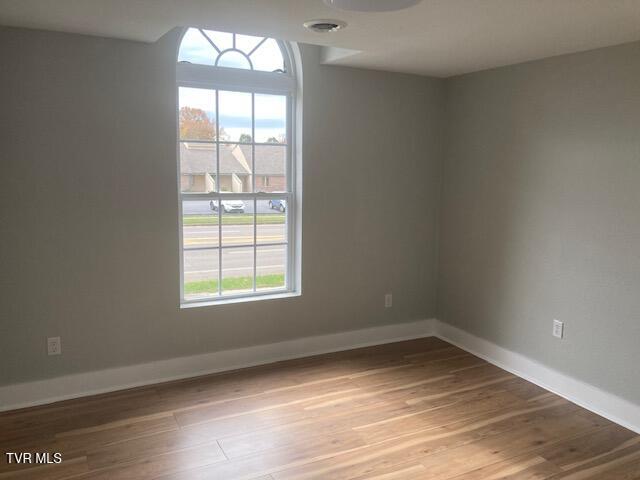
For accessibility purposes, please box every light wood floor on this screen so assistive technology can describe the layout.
[1,337,639,479]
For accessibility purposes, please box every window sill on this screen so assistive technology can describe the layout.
[180,290,301,309]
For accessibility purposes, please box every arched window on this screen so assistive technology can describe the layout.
[177,28,299,305]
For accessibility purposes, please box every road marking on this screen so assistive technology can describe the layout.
[186,225,284,230]
[186,265,284,274]
[185,248,284,256]
[228,248,284,254]
[185,236,284,244]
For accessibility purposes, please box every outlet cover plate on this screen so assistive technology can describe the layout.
[47,336,62,355]
[553,320,564,339]
[384,293,393,308]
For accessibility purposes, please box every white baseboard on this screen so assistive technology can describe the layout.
[4,317,638,436]
[0,319,436,412]
[433,319,640,435]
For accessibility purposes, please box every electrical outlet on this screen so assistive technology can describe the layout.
[552,320,564,339]
[47,337,62,356]
[384,293,393,308]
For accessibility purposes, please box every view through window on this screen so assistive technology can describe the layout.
[177,29,298,304]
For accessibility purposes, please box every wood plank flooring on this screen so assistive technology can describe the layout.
[1,337,639,479]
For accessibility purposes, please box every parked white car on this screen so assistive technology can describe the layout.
[210,200,246,213]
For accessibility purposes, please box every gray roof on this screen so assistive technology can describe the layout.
[180,143,285,176]
[240,145,286,175]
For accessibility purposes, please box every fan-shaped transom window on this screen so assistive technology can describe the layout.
[178,28,286,73]
[176,28,299,306]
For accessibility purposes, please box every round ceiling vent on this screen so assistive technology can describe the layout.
[323,0,422,12]
[303,19,347,33]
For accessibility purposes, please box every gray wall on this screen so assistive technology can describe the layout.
[439,41,640,404]
[0,27,444,386]
[7,23,637,407]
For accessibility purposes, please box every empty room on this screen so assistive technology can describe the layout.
[2,0,640,478]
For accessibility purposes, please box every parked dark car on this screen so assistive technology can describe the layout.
[268,199,286,212]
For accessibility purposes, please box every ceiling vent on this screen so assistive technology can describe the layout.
[303,19,347,33]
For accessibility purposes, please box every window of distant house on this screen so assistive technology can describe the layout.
[177,28,300,305]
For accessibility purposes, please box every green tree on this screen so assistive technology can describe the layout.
[239,133,253,143]
[266,134,286,144]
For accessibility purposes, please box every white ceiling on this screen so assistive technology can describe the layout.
[1,0,640,77]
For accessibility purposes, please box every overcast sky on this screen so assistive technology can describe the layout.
[179,87,286,142]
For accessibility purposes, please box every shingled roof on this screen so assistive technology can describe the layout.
[239,145,286,175]
[180,143,285,176]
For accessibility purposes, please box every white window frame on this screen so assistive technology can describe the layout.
[176,30,300,307]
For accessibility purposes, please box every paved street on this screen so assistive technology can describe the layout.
[182,200,287,295]
[183,223,285,249]
[183,245,286,282]
[183,223,286,282]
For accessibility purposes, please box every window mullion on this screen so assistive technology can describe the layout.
[199,28,221,54]
[247,37,268,57]
[286,93,294,291]
[253,197,257,292]
[216,89,222,297]
[252,93,257,292]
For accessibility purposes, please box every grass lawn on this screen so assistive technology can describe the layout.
[183,214,285,226]
[184,274,285,294]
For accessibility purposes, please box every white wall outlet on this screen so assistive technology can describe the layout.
[384,293,393,308]
[47,336,62,356]
[552,320,564,339]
